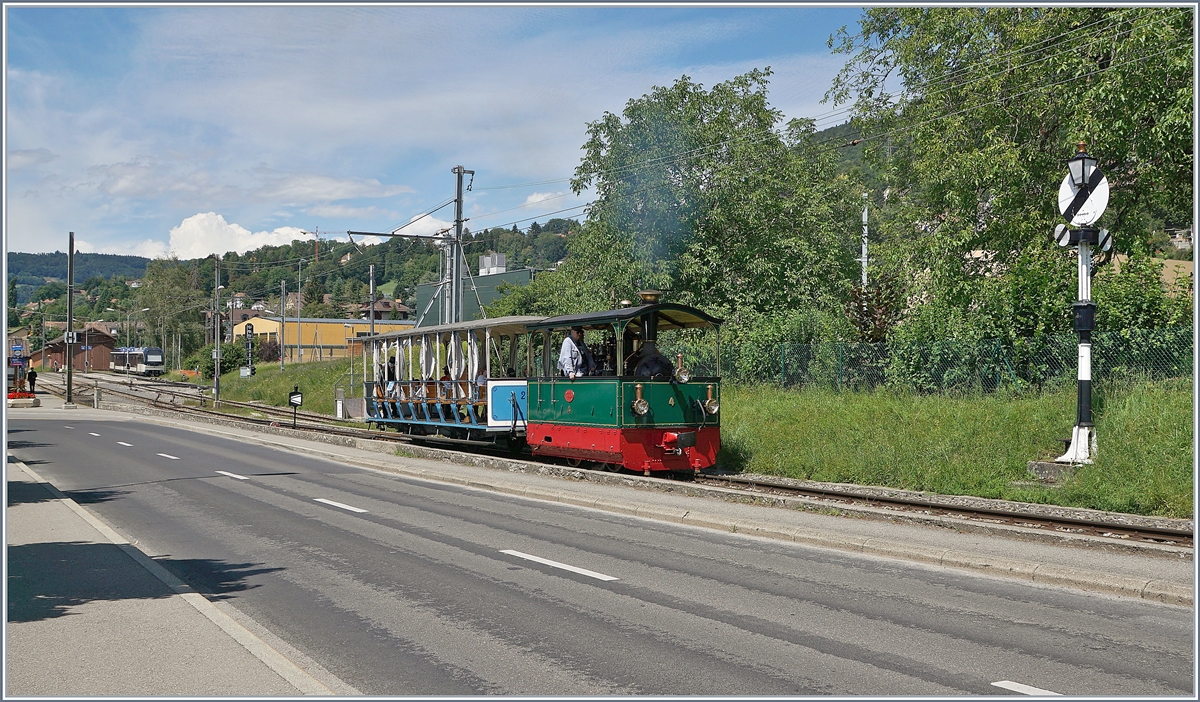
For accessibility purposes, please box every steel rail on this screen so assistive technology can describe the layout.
[695,475,1193,548]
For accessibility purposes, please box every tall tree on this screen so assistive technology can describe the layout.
[493,70,863,344]
[136,258,208,356]
[826,7,1193,339]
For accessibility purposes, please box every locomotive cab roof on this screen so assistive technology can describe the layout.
[530,302,722,332]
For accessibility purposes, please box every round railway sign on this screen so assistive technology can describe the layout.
[1058,171,1109,227]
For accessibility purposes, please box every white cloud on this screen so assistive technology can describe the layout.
[303,204,400,220]
[5,8,857,254]
[250,169,413,203]
[7,147,58,171]
[523,191,564,206]
[75,237,170,259]
[392,215,452,239]
[167,212,312,259]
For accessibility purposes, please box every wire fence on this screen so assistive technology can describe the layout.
[720,327,1193,392]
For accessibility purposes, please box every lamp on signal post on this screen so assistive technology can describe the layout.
[1066,142,1098,189]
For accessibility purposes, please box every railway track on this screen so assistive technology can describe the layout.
[33,373,1194,549]
[696,475,1193,548]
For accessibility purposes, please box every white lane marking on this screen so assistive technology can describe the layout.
[992,681,1061,696]
[500,549,619,581]
[215,470,249,481]
[88,432,101,437]
[116,441,133,447]
[314,498,368,514]
[63,425,74,429]
[157,453,180,460]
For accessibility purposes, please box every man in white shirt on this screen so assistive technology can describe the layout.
[558,327,595,379]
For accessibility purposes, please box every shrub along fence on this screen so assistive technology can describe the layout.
[718,327,1192,393]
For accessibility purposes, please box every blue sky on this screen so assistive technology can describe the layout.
[5,5,865,259]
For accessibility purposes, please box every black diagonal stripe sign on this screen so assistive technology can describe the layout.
[1062,167,1105,224]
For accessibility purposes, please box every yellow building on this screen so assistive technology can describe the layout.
[233,317,413,363]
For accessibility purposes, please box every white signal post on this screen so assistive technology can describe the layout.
[860,193,869,287]
[1053,142,1111,465]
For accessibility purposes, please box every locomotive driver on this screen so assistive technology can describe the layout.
[558,326,596,379]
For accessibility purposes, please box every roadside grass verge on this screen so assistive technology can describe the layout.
[719,378,1193,519]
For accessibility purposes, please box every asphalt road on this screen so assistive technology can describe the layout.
[7,418,1193,695]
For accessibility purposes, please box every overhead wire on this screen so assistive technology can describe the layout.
[461,30,1189,239]
[472,8,1178,195]
[112,9,1186,302]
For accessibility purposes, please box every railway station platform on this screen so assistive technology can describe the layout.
[5,400,1194,694]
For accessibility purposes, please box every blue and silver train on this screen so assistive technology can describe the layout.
[110,347,166,376]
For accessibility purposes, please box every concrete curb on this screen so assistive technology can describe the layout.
[8,456,335,695]
[52,401,1196,607]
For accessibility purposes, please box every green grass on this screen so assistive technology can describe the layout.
[206,358,1194,518]
[213,357,366,417]
[719,378,1193,518]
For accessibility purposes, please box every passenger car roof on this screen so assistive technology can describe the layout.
[529,303,721,331]
[362,315,546,342]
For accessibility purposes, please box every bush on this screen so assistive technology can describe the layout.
[257,339,280,363]
[185,342,244,379]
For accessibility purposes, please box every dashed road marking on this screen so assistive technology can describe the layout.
[314,498,368,514]
[63,425,74,429]
[992,681,1061,696]
[216,470,249,480]
[500,549,619,581]
[117,441,133,447]
[157,453,180,460]
[88,432,101,437]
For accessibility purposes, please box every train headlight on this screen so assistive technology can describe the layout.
[673,353,690,383]
[703,398,720,415]
[632,382,649,415]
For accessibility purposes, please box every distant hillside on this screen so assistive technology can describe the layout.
[7,251,152,306]
[7,251,150,283]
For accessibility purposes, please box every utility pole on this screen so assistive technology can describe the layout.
[346,164,472,327]
[213,262,222,406]
[451,165,473,325]
[63,232,76,408]
[297,258,306,363]
[280,279,287,371]
[369,264,376,340]
[369,263,376,388]
[39,301,45,370]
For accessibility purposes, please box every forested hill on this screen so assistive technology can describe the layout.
[8,251,150,283]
